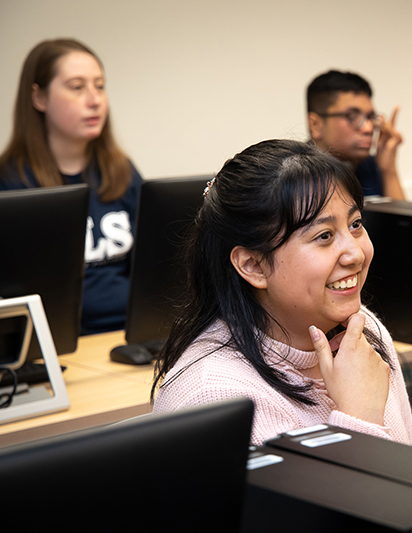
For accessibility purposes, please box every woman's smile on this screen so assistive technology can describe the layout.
[326,273,358,291]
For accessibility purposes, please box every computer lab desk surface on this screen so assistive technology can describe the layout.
[0,330,154,448]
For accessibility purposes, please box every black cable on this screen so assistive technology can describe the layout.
[0,368,18,408]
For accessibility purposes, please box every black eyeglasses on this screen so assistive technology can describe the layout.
[317,110,383,130]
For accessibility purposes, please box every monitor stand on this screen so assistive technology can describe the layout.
[0,295,70,424]
[0,384,52,406]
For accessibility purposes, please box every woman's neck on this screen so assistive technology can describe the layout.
[48,136,89,175]
[267,321,316,352]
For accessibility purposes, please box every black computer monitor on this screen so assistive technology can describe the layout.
[120,175,210,362]
[362,198,412,344]
[0,397,254,532]
[0,184,89,363]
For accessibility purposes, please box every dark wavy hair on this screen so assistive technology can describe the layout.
[151,139,390,403]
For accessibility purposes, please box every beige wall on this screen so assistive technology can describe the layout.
[1,0,411,196]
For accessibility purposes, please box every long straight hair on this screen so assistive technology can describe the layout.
[152,139,391,403]
[0,38,131,201]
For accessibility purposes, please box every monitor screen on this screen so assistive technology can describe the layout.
[0,397,254,531]
[0,184,89,362]
[362,199,412,343]
[125,175,210,353]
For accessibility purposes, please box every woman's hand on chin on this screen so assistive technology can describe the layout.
[309,312,390,426]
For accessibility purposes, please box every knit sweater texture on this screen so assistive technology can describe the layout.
[153,307,412,445]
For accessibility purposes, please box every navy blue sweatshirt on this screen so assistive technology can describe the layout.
[0,162,142,334]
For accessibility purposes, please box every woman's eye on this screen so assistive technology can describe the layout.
[95,78,105,90]
[351,218,364,230]
[317,231,332,242]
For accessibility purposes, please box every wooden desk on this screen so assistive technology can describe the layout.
[0,330,153,447]
[395,341,412,357]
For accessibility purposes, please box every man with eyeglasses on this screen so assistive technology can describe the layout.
[306,70,404,199]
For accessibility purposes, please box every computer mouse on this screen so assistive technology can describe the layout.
[110,344,154,365]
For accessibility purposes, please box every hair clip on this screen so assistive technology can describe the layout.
[203,177,216,198]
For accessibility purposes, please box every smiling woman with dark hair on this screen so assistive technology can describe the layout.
[152,139,412,446]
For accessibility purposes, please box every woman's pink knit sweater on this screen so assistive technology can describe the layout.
[153,308,412,445]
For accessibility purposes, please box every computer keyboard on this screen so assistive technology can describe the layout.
[0,361,67,387]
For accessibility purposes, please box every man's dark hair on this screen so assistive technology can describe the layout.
[307,70,373,114]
